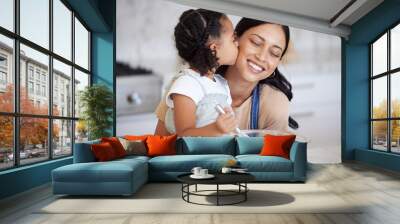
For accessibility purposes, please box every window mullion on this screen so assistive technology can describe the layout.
[49,0,54,160]
[71,10,76,155]
[388,30,391,152]
[13,0,20,167]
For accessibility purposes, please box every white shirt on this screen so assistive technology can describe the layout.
[165,68,232,107]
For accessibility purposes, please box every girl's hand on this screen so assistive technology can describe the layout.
[215,107,238,134]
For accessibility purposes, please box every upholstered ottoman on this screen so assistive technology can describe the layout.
[52,156,149,196]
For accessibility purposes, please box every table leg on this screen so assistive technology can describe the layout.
[245,183,247,201]
[217,184,219,206]
[195,184,197,192]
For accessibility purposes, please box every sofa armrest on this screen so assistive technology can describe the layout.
[289,141,307,181]
[73,140,100,163]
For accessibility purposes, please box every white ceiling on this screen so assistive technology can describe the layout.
[166,0,384,38]
[225,0,353,22]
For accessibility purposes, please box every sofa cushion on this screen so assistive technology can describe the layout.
[236,137,264,155]
[118,138,147,156]
[148,154,235,172]
[101,137,127,158]
[74,139,101,163]
[236,155,293,172]
[146,134,177,157]
[53,158,148,183]
[91,142,118,161]
[177,137,236,155]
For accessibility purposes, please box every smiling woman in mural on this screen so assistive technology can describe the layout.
[155,17,297,136]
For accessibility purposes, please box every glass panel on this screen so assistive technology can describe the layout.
[20,0,49,49]
[53,0,72,60]
[372,76,387,119]
[20,44,49,115]
[20,117,49,165]
[75,120,88,143]
[53,59,72,117]
[74,17,89,70]
[391,120,400,153]
[0,116,13,170]
[0,35,14,112]
[372,121,388,151]
[392,24,400,70]
[391,72,400,118]
[53,119,72,158]
[74,69,89,118]
[0,0,14,31]
[372,33,387,76]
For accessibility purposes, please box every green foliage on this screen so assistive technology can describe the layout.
[79,84,113,140]
[372,99,400,141]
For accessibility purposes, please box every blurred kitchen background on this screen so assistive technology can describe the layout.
[116,0,341,163]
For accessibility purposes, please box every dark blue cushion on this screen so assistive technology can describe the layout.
[236,137,264,155]
[236,154,293,172]
[177,136,236,155]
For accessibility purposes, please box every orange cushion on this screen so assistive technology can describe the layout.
[259,134,296,159]
[101,137,127,158]
[146,134,177,157]
[91,142,118,162]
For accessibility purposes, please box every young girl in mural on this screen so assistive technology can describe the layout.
[163,9,239,136]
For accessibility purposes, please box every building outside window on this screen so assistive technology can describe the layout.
[41,73,46,83]
[371,23,400,154]
[0,54,7,67]
[36,83,40,95]
[0,71,7,85]
[0,54,7,87]
[28,66,34,79]
[35,70,40,81]
[28,81,34,94]
[42,85,46,97]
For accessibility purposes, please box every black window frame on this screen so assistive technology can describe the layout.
[370,20,400,154]
[0,0,92,171]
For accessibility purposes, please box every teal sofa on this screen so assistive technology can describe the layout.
[52,136,307,196]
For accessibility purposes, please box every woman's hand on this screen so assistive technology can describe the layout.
[215,107,238,134]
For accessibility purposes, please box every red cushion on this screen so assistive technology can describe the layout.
[146,135,177,157]
[259,134,296,159]
[91,142,118,161]
[101,137,127,158]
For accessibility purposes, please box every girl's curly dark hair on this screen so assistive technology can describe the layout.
[174,9,226,75]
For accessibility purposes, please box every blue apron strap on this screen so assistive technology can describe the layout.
[250,84,260,129]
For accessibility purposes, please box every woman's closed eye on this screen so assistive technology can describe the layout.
[250,39,262,47]
[271,50,281,58]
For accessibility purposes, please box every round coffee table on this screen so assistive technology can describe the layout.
[177,172,255,206]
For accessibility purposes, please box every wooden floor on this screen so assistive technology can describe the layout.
[1,162,400,224]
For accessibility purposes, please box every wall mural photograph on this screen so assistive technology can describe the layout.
[116,0,342,163]
[2,0,400,223]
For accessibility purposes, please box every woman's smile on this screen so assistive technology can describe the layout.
[247,59,265,74]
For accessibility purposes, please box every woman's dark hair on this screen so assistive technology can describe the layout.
[217,18,298,129]
[174,9,226,75]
